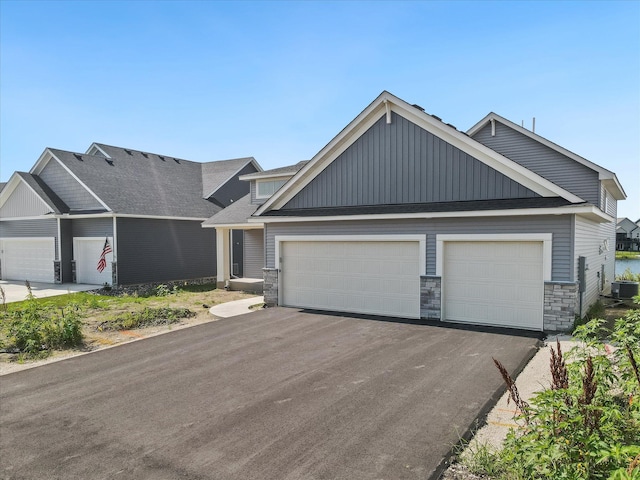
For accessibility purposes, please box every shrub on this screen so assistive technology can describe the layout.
[472,304,640,479]
[1,296,83,357]
[616,268,640,282]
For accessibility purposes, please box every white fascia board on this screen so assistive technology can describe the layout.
[239,171,296,181]
[31,149,112,211]
[255,94,393,214]
[0,215,58,222]
[204,158,263,199]
[202,223,264,229]
[250,204,613,224]
[468,113,626,200]
[84,143,111,157]
[0,173,52,213]
[256,93,582,216]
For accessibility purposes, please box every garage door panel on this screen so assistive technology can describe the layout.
[444,241,543,330]
[281,240,420,319]
[74,238,112,285]
[1,238,56,283]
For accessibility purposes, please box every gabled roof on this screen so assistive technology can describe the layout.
[0,171,68,215]
[467,112,626,200]
[254,91,585,216]
[239,161,309,181]
[202,157,261,199]
[26,143,258,219]
[201,194,261,228]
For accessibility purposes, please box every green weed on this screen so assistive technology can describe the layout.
[97,307,195,331]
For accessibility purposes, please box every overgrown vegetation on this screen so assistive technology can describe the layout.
[462,296,640,479]
[616,251,640,260]
[0,283,83,359]
[616,267,640,283]
[97,307,195,331]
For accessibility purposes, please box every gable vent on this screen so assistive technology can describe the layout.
[141,152,149,158]
[124,149,133,155]
[73,154,83,161]
[105,159,114,166]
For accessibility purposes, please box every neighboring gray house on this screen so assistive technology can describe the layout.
[246,91,624,332]
[616,217,640,251]
[202,161,308,288]
[0,143,260,286]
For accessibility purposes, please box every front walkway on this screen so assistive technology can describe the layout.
[0,281,101,304]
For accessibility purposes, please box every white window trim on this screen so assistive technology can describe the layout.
[255,177,291,199]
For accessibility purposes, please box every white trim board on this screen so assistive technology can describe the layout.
[249,204,613,225]
[467,113,626,200]
[255,91,584,216]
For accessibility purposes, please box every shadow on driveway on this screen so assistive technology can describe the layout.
[0,307,540,480]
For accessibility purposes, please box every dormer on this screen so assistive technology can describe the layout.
[239,161,309,205]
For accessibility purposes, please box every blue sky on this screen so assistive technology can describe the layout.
[1,0,638,218]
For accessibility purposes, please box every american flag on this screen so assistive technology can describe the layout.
[97,237,112,273]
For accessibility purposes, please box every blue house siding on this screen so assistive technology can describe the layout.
[116,218,216,285]
[265,214,573,281]
[39,158,105,211]
[284,112,538,209]
[471,122,600,205]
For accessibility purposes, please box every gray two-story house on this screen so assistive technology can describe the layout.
[0,143,260,286]
[215,91,623,332]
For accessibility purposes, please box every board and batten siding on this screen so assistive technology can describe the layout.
[265,214,573,281]
[243,229,264,278]
[0,219,59,259]
[471,122,600,205]
[284,112,538,210]
[39,158,105,211]
[0,181,51,218]
[116,218,216,285]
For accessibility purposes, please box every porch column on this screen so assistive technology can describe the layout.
[216,227,230,288]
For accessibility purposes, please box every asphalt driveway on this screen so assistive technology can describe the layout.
[0,308,539,480]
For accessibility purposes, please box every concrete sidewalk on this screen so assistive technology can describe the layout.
[209,296,264,318]
[466,335,576,449]
[0,280,101,304]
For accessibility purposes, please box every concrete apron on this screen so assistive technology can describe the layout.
[0,281,101,304]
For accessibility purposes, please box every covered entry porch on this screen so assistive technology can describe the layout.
[213,225,264,293]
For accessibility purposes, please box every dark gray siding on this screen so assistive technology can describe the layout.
[71,218,113,238]
[60,220,73,282]
[40,159,105,211]
[265,214,573,281]
[472,122,599,204]
[243,229,264,278]
[0,219,59,259]
[116,218,216,285]
[284,113,538,209]
[210,163,258,208]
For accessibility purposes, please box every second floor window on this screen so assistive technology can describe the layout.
[256,178,287,198]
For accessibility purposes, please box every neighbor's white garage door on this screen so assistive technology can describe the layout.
[74,237,112,285]
[0,237,56,283]
[443,241,544,330]
[280,240,421,319]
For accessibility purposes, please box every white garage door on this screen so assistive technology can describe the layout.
[280,240,421,319]
[0,238,56,283]
[443,241,544,330]
[74,237,112,285]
